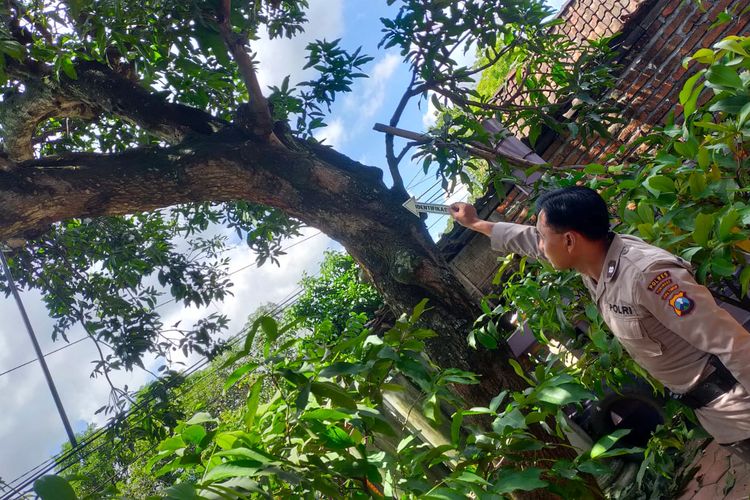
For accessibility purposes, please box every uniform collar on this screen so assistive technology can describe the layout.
[594,233,627,301]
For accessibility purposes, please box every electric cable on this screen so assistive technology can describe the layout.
[3,291,305,499]
[0,232,322,379]
[1,233,322,497]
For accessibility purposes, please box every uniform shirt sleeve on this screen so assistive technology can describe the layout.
[489,222,545,260]
[635,262,750,393]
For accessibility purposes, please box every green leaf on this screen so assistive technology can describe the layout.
[708,95,750,114]
[244,377,264,429]
[451,411,463,445]
[242,317,263,354]
[692,212,714,247]
[61,57,77,80]
[688,172,706,197]
[584,164,606,175]
[260,316,279,343]
[181,425,207,445]
[164,482,199,500]
[158,436,186,452]
[740,266,750,298]
[647,175,675,193]
[718,209,739,242]
[697,147,710,169]
[321,425,356,449]
[215,448,277,464]
[681,246,703,262]
[637,202,654,224]
[310,381,357,409]
[637,223,655,240]
[185,412,217,425]
[410,298,430,322]
[204,461,261,482]
[0,39,25,60]
[224,362,259,390]
[536,383,593,406]
[739,101,750,126]
[492,408,527,433]
[684,83,704,117]
[34,475,78,500]
[679,71,704,106]
[301,408,351,422]
[590,428,630,458]
[318,362,367,378]
[455,470,491,486]
[508,358,535,386]
[705,65,743,90]
[710,256,736,277]
[687,49,714,65]
[492,468,548,494]
[714,38,749,57]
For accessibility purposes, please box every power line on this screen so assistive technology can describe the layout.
[0,337,88,378]
[0,232,323,379]
[1,233,323,497]
[2,289,306,499]
[1,255,311,494]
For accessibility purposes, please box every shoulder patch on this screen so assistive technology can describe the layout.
[669,291,694,316]
[648,271,670,291]
[654,278,673,294]
[661,284,679,300]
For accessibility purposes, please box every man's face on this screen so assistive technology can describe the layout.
[536,211,574,270]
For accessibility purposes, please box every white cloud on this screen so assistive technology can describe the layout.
[254,0,345,91]
[314,117,346,149]
[344,53,400,122]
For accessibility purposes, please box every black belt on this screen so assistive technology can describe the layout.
[672,356,738,410]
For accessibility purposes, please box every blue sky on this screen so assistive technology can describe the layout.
[0,0,567,488]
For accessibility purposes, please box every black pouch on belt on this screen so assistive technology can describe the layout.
[672,356,738,410]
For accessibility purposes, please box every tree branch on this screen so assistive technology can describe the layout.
[217,1,273,138]
[0,129,388,242]
[373,123,545,170]
[0,79,99,161]
[1,59,227,162]
[384,76,421,195]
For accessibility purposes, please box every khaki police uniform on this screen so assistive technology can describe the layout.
[490,221,750,445]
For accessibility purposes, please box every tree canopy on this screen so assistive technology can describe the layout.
[0,0,615,413]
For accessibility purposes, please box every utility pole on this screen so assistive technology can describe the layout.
[0,249,78,448]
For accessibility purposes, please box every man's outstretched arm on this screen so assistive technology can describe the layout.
[450,202,544,260]
[450,202,495,236]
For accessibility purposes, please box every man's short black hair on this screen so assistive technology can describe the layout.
[536,186,610,241]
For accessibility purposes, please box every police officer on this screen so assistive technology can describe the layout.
[451,186,750,461]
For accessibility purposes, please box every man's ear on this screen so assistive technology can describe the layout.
[565,232,575,250]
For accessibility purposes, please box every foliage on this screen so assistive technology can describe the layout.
[6,3,748,498]
[38,300,628,499]
[526,35,750,296]
[287,250,383,334]
[2,204,301,413]
[468,34,750,498]
[1,0,622,415]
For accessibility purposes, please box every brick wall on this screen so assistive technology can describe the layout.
[539,0,750,166]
